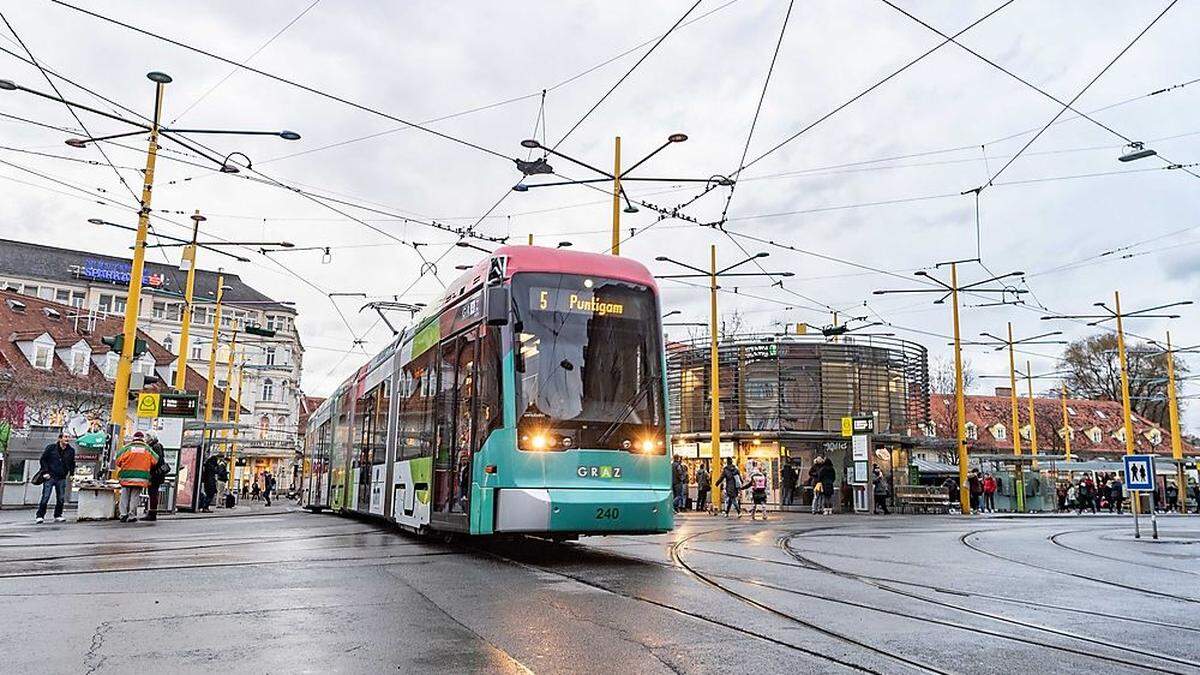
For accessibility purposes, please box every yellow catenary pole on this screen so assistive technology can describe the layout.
[1007,323,1025,512]
[950,263,969,514]
[527,233,534,246]
[1060,386,1072,463]
[1026,360,1039,469]
[230,359,244,495]
[109,74,167,441]
[204,274,225,422]
[611,136,621,256]
[1114,291,1140,518]
[222,329,237,423]
[709,244,721,510]
[173,210,203,391]
[1165,331,1185,513]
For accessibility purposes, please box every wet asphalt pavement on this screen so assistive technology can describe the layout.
[1,505,1197,674]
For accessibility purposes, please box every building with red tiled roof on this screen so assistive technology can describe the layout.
[921,389,1197,460]
[0,288,237,432]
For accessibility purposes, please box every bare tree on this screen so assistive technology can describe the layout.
[0,369,110,430]
[929,354,977,394]
[1060,333,1186,427]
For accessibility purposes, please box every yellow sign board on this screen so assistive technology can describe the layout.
[136,392,161,418]
[841,416,853,437]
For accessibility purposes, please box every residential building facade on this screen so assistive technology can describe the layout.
[0,238,304,485]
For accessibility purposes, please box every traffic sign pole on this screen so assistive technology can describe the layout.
[1133,492,1140,539]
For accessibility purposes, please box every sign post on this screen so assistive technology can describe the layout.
[1123,455,1156,540]
[843,415,874,512]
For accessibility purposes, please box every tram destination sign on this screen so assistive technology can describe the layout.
[531,287,629,318]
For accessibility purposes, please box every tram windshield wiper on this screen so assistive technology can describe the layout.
[596,373,660,445]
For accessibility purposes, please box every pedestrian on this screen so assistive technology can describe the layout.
[1165,482,1179,512]
[1108,476,1124,514]
[695,463,710,513]
[1056,482,1069,512]
[144,433,170,522]
[818,457,837,515]
[809,456,824,515]
[872,464,890,515]
[745,462,769,521]
[720,458,742,518]
[200,454,222,512]
[251,481,262,502]
[982,473,997,513]
[780,462,797,506]
[1079,477,1097,514]
[968,470,983,514]
[671,456,687,512]
[263,471,276,507]
[35,432,75,524]
[113,431,158,523]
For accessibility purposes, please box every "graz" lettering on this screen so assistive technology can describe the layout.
[576,465,622,479]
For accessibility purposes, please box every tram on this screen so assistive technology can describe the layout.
[302,245,673,537]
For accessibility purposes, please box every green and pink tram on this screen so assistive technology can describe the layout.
[302,245,673,537]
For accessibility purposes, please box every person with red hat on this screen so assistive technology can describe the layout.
[113,431,159,523]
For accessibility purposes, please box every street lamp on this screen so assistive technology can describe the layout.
[655,248,792,511]
[515,133,718,255]
[455,240,493,254]
[4,71,302,444]
[1118,141,1157,162]
[874,259,1026,514]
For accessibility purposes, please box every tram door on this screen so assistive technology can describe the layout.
[432,333,476,529]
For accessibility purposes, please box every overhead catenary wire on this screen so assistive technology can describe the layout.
[978,0,1181,190]
[48,0,516,163]
[169,0,322,125]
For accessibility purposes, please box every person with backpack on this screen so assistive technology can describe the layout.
[817,458,837,515]
[34,433,76,524]
[144,433,171,522]
[113,431,159,523]
[200,454,225,513]
[720,458,742,518]
[872,464,890,515]
[745,462,769,521]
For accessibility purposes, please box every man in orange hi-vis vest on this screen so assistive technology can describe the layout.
[114,431,159,523]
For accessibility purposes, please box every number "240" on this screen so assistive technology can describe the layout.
[594,507,619,520]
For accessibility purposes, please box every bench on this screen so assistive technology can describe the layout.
[893,485,953,514]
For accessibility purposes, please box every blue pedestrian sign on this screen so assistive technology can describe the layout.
[1123,455,1155,491]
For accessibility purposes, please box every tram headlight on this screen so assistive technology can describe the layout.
[639,439,655,453]
[530,434,548,451]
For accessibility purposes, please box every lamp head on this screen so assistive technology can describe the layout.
[754,252,769,259]
[556,241,572,249]
[511,183,528,192]
[220,164,240,174]
[668,133,688,143]
[654,256,669,262]
[65,138,88,148]
[623,204,639,213]
[520,139,540,149]
[146,71,173,84]
[87,218,105,225]
[278,130,301,141]
[0,79,16,91]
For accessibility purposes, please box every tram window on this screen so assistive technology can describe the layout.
[475,325,502,443]
[398,350,436,460]
[435,340,458,469]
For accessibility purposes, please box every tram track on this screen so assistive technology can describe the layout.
[776,531,1196,674]
[960,528,1200,604]
[475,528,891,674]
[0,527,394,564]
[668,528,952,675]
[1046,529,1200,576]
[677,541,1200,635]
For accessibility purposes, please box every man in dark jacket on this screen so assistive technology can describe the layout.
[200,454,223,513]
[144,434,170,521]
[780,463,798,506]
[671,457,687,512]
[35,433,75,523]
[817,459,837,514]
[720,458,742,517]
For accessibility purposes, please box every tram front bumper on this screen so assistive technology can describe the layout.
[494,488,673,534]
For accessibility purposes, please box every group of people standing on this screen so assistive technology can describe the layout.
[965,469,1002,514]
[35,430,171,524]
[671,454,857,518]
[198,453,276,512]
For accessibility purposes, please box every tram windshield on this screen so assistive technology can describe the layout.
[512,272,665,453]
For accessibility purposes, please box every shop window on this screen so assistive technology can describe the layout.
[5,459,25,482]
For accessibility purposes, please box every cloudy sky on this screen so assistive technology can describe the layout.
[2,1,1198,428]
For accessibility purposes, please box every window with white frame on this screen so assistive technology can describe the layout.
[191,346,203,361]
[265,346,276,366]
[965,422,978,440]
[32,344,53,370]
[104,352,119,379]
[261,378,274,402]
[70,347,89,376]
[991,424,1007,441]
